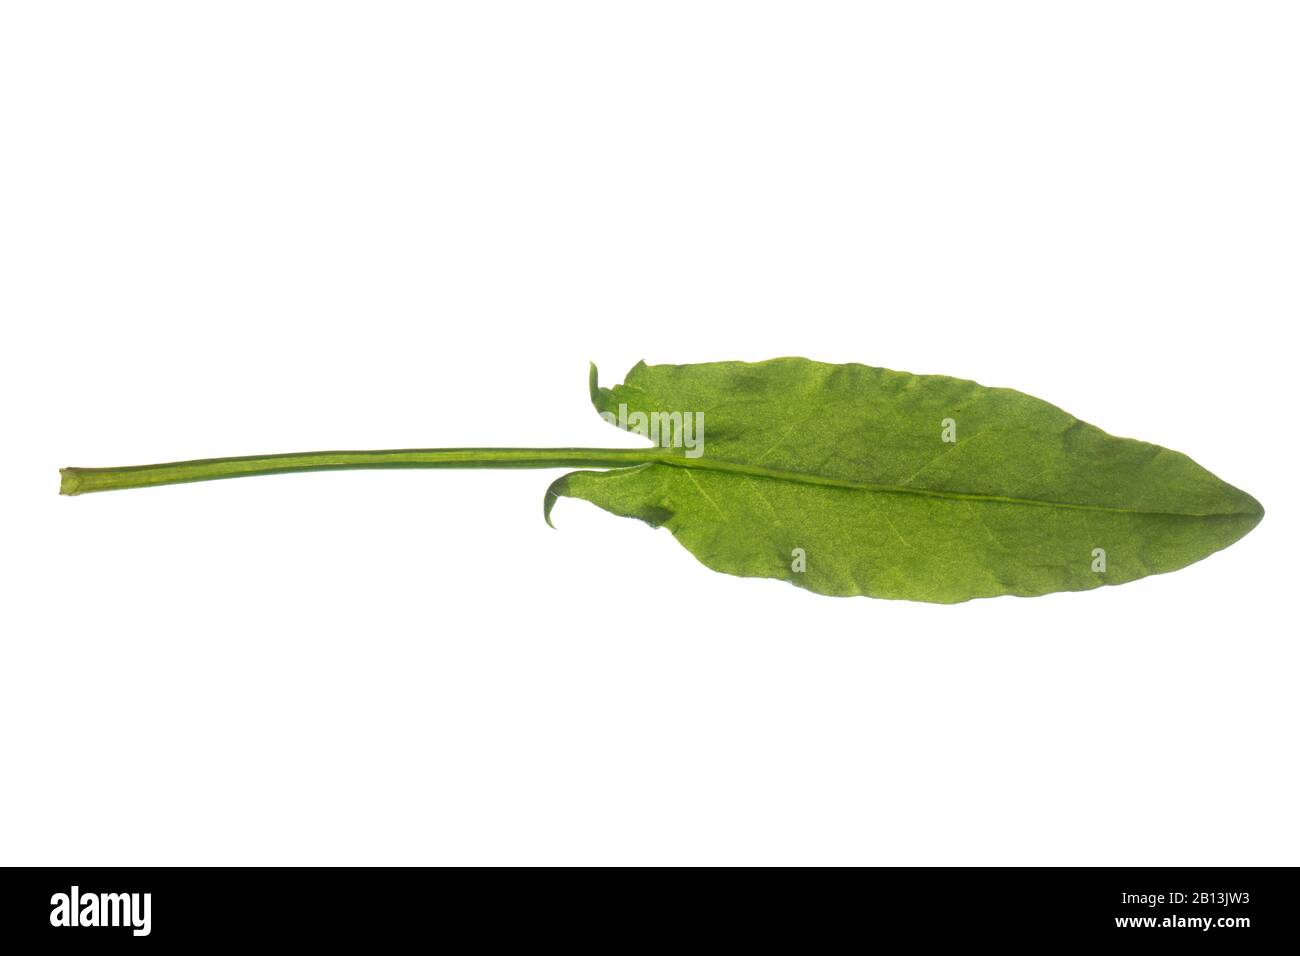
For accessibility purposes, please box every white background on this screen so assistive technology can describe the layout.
[3,2,1296,865]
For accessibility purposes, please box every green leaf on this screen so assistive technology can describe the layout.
[546,359,1263,603]
[60,357,1263,604]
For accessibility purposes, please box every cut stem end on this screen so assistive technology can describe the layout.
[59,468,84,496]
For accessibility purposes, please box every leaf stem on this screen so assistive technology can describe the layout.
[59,447,673,495]
[60,445,1262,519]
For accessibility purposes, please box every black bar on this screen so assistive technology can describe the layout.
[0,866,1293,946]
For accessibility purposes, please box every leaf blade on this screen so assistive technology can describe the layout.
[556,359,1262,602]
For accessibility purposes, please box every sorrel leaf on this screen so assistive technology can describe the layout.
[545,359,1262,603]
[61,358,1263,603]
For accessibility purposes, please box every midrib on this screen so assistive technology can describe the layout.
[655,454,1258,519]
